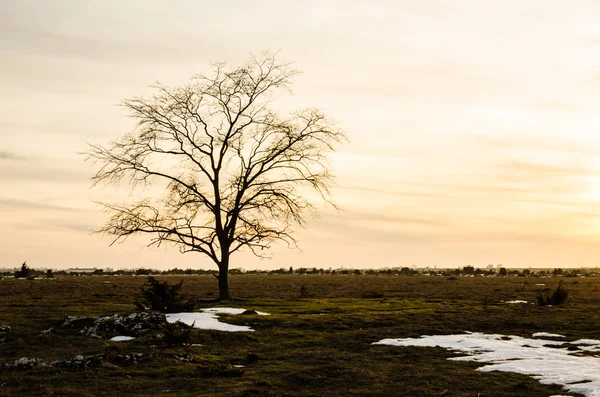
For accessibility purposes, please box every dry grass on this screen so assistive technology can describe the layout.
[0,274,596,396]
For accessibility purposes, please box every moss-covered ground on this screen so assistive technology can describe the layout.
[1,274,598,396]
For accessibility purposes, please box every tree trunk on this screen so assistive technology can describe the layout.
[217,252,231,301]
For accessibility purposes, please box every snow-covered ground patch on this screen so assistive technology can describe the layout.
[201,308,270,316]
[533,332,565,338]
[110,336,135,341]
[166,308,269,332]
[504,300,528,304]
[374,332,600,397]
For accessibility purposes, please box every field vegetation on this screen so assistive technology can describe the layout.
[1,272,598,396]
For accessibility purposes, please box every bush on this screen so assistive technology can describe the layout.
[362,290,384,299]
[14,262,32,279]
[299,284,309,299]
[135,276,195,313]
[163,321,194,346]
[537,283,569,306]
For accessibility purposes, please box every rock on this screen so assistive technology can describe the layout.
[173,353,194,362]
[62,312,166,339]
[111,352,150,365]
[61,316,92,328]
[11,357,40,369]
[49,354,106,370]
[0,326,11,333]
[3,352,151,370]
[241,310,258,315]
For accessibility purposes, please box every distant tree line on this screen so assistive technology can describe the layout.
[0,263,597,278]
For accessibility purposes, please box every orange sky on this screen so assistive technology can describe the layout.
[3,1,600,270]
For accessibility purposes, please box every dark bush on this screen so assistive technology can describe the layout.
[163,321,194,346]
[537,283,569,306]
[299,284,309,299]
[14,262,32,279]
[135,276,195,313]
[362,290,384,299]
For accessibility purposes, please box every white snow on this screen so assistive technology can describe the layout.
[200,308,270,316]
[533,332,565,338]
[166,308,270,332]
[374,332,600,397]
[574,339,600,345]
[505,300,528,304]
[110,336,135,341]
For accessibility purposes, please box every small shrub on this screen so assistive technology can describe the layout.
[299,284,308,299]
[163,321,194,346]
[537,283,569,306]
[135,276,195,313]
[14,262,31,279]
[363,290,384,299]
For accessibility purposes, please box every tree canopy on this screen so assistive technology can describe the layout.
[86,52,347,299]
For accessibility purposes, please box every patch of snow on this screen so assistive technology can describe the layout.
[166,308,270,332]
[201,308,270,316]
[374,333,600,397]
[110,336,135,341]
[505,300,528,304]
[577,346,600,352]
[573,340,600,345]
[533,332,565,338]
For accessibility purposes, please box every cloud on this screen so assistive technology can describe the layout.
[339,185,457,200]
[0,150,27,161]
[53,220,96,233]
[0,198,84,213]
[0,162,88,183]
[482,136,600,157]
[495,161,594,181]
[0,22,218,66]
[343,209,446,227]
[308,210,448,245]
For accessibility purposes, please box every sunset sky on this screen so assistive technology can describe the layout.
[3,0,600,270]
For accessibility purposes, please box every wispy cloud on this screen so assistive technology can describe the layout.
[339,185,457,200]
[493,161,595,186]
[0,198,83,212]
[0,150,28,161]
[0,162,88,183]
[53,220,96,233]
[1,23,216,66]
[343,210,447,227]
[482,137,600,157]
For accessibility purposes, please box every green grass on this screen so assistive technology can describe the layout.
[0,274,595,396]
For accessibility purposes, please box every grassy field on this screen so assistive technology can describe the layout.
[0,274,598,396]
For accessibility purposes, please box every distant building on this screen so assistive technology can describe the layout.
[65,268,98,274]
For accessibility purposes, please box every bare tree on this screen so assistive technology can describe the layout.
[85,52,347,300]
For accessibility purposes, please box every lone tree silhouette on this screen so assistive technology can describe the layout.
[85,52,346,300]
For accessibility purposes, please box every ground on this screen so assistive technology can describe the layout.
[0,274,597,396]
